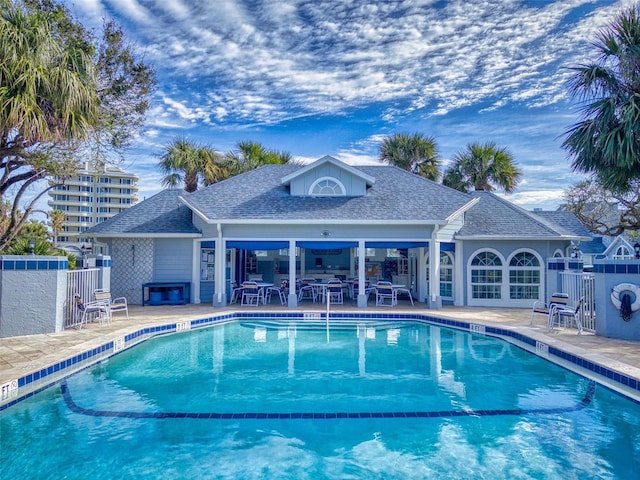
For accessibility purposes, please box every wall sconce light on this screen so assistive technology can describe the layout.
[321,230,330,237]
[634,242,640,259]
[28,238,35,255]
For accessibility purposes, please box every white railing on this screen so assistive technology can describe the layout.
[560,271,596,332]
[65,268,99,329]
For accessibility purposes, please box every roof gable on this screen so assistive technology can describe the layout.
[281,155,375,197]
[183,163,475,223]
[603,236,636,258]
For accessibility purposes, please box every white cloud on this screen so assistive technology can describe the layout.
[91,0,625,124]
[57,0,628,208]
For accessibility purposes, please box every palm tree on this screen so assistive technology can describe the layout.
[0,3,97,143]
[158,138,226,192]
[0,2,98,251]
[442,142,522,193]
[563,6,640,192]
[224,141,293,174]
[48,210,66,248]
[378,133,440,181]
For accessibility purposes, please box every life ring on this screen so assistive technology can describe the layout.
[611,283,640,312]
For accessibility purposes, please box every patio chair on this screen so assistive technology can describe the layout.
[530,292,569,326]
[74,294,111,328]
[266,280,287,305]
[230,281,243,304]
[241,281,264,306]
[297,278,316,302]
[394,281,415,306]
[94,289,129,320]
[548,298,584,334]
[327,280,344,305]
[353,280,375,302]
[375,281,397,306]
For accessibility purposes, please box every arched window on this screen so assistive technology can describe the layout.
[470,251,502,300]
[613,245,633,260]
[508,251,541,300]
[309,177,346,196]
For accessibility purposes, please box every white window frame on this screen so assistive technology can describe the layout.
[467,249,505,306]
[425,251,454,301]
[613,245,633,260]
[308,177,346,196]
[507,250,543,305]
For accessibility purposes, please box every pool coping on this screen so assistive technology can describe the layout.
[2,310,639,410]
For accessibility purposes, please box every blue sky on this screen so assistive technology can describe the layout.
[62,0,632,209]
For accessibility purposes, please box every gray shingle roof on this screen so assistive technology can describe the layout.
[86,188,200,236]
[86,163,590,241]
[457,191,593,239]
[183,164,475,222]
[529,210,594,238]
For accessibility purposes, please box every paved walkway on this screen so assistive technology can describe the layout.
[2,303,640,393]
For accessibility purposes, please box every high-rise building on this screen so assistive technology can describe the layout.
[48,163,138,253]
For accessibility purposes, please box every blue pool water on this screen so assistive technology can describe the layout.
[1,319,640,479]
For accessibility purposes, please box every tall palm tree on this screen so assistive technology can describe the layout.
[0,2,98,251]
[48,210,66,248]
[158,138,226,192]
[378,133,440,181]
[442,142,522,193]
[225,141,293,174]
[563,6,640,192]
[0,2,97,144]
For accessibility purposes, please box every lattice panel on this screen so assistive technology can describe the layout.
[110,238,154,304]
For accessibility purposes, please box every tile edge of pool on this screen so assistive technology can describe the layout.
[2,311,639,410]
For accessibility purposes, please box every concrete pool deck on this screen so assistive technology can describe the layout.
[2,302,640,394]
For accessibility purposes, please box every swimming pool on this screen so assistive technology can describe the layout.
[1,318,639,479]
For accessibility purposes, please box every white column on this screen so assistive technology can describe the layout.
[428,228,442,309]
[454,239,464,306]
[214,224,226,306]
[192,239,201,304]
[357,240,367,307]
[418,246,428,304]
[288,240,297,307]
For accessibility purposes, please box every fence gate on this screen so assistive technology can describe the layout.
[560,271,596,332]
[65,268,99,329]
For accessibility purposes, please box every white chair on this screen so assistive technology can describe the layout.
[548,298,584,334]
[530,293,569,326]
[353,280,375,303]
[297,278,316,302]
[75,294,111,328]
[241,281,264,306]
[94,289,129,320]
[375,281,396,306]
[230,281,243,304]
[327,280,343,305]
[394,281,414,306]
[266,280,287,305]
